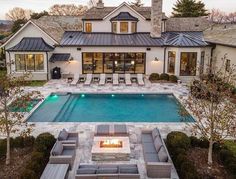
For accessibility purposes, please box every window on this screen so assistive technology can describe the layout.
[226,59,231,72]
[120,22,128,33]
[180,52,197,76]
[85,23,92,32]
[200,51,205,75]
[82,53,145,74]
[15,54,44,72]
[131,22,137,33]
[112,22,117,33]
[167,51,176,74]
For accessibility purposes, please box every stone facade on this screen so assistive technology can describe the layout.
[151,0,163,38]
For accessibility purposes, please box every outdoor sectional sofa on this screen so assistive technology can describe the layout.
[95,124,129,136]
[58,129,79,146]
[75,164,140,179]
[141,128,173,178]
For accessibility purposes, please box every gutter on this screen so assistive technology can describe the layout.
[163,47,167,73]
[46,52,49,81]
[7,51,11,74]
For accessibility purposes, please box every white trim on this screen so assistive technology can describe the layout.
[1,20,58,48]
[103,2,146,21]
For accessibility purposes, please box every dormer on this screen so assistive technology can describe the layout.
[110,12,138,34]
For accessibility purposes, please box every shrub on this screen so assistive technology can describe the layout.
[12,136,25,148]
[232,87,236,95]
[0,139,7,157]
[166,131,191,152]
[175,153,188,169]
[25,152,45,176]
[169,75,178,83]
[23,136,35,147]
[189,136,199,147]
[159,73,169,81]
[20,169,36,179]
[179,160,199,179]
[219,149,234,164]
[149,73,159,81]
[34,133,56,157]
[227,158,236,175]
[198,137,209,148]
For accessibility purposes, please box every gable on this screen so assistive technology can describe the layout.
[3,21,57,49]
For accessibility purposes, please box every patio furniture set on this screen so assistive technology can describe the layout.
[40,125,176,179]
[70,74,145,86]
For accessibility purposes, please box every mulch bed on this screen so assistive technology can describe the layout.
[0,147,33,179]
[187,147,233,179]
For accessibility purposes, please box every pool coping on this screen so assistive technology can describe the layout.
[25,92,196,123]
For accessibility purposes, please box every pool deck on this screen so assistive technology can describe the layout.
[24,79,192,179]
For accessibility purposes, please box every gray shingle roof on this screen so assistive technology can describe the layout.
[60,31,208,47]
[110,12,138,21]
[7,37,54,51]
[49,53,71,62]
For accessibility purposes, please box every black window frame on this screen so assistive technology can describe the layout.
[179,52,197,76]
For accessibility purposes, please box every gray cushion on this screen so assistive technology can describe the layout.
[158,146,168,162]
[97,125,109,135]
[79,165,97,169]
[62,149,74,156]
[144,153,159,162]
[141,134,153,143]
[143,143,157,153]
[58,130,68,140]
[154,137,163,152]
[119,164,137,168]
[52,142,63,156]
[67,136,77,141]
[120,167,138,174]
[152,128,160,139]
[99,165,118,169]
[77,168,96,174]
[114,125,127,135]
[96,168,118,174]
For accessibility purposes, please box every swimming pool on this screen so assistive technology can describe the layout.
[27,93,194,122]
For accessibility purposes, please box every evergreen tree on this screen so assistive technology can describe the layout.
[172,0,208,17]
[131,0,144,7]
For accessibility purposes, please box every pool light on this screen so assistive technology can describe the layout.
[51,94,58,99]
[111,94,115,97]
[81,94,85,98]
[141,94,144,97]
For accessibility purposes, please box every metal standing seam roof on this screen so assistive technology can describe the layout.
[7,37,54,51]
[110,12,138,21]
[49,53,71,62]
[60,31,209,47]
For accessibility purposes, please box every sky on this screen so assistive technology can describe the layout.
[0,0,236,20]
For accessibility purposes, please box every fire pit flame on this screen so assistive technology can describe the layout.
[100,139,123,148]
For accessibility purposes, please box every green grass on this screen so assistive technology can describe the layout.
[26,81,47,87]
[0,70,7,76]
[224,140,236,157]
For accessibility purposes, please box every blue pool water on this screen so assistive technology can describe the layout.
[27,93,194,122]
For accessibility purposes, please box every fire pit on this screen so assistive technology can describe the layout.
[100,139,123,148]
[92,136,130,161]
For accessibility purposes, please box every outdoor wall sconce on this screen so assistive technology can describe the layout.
[146,48,151,51]
[153,57,159,62]
[77,47,82,51]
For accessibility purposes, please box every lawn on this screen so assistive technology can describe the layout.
[224,140,236,157]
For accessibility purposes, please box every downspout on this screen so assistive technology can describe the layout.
[7,51,11,74]
[163,47,167,73]
[210,44,216,74]
[46,52,49,81]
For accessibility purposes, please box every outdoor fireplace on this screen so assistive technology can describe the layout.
[100,139,123,148]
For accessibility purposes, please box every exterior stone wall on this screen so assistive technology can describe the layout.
[151,0,162,38]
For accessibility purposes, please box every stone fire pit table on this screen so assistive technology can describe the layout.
[91,136,131,161]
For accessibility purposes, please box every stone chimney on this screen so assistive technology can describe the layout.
[96,0,104,9]
[151,0,163,38]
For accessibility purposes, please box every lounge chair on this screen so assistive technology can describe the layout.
[125,74,132,86]
[99,74,106,86]
[95,124,129,136]
[137,74,145,86]
[84,74,92,86]
[70,74,79,86]
[57,129,79,146]
[49,141,76,169]
[113,74,119,86]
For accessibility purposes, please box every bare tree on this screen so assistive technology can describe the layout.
[208,9,236,24]
[49,4,88,16]
[227,12,236,24]
[5,7,33,21]
[88,0,98,8]
[181,55,236,166]
[0,73,41,165]
[130,0,144,7]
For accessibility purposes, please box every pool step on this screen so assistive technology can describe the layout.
[62,95,79,121]
[54,95,77,122]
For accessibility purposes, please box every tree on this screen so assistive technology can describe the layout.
[5,7,33,21]
[130,0,144,7]
[0,73,41,165]
[30,11,49,20]
[208,9,236,24]
[11,19,27,33]
[49,4,88,16]
[172,0,209,17]
[181,55,236,166]
[88,0,98,8]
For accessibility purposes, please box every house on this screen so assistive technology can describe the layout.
[1,0,222,81]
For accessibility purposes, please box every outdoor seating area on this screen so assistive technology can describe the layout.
[40,126,178,179]
[69,74,144,87]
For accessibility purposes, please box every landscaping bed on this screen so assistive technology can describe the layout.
[149,73,178,83]
[166,132,236,179]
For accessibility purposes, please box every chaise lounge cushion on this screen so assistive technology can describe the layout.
[58,129,68,140]
[97,168,118,174]
[158,146,168,162]
[97,125,109,136]
[77,168,96,174]
[79,165,98,169]
[62,149,75,156]
[114,125,127,135]
[52,142,63,156]
[154,137,163,152]
[67,136,77,141]
[152,128,160,139]
[141,133,153,143]
[120,167,138,174]
[143,142,157,153]
[144,153,159,162]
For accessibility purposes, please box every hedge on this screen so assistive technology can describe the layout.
[159,73,169,81]
[149,73,159,81]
